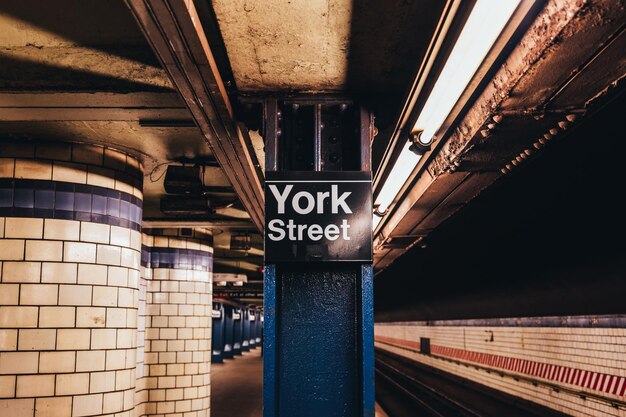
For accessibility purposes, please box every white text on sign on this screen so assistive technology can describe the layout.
[267,184,352,242]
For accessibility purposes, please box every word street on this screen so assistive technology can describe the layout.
[268,218,350,241]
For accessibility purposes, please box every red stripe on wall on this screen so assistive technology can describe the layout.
[375,335,625,398]
[618,378,626,395]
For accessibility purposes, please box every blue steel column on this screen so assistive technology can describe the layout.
[361,264,375,416]
[263,100,375,417]
[263,264,278,417]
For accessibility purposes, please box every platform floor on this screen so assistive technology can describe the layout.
[210,347,389,417]
[211,348,263,417]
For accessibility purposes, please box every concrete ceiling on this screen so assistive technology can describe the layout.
[0,0,171,91]
[0,0,261,283]
[0,0,197,167]
[0,0,224,217]
[212,0,353,91]
[212,0,447,101]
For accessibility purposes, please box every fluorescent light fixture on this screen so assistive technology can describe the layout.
[375,141,423,215]
[414,0,521,141]
[373,211,383,230]
[374,0,520,229]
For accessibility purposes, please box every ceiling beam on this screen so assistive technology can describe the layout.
[142,218,255,229]
[0,108,191,121]
[0,92,191,121]
[0,92,183,108]
[124,0,265,232]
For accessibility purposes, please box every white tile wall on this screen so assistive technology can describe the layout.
[135,234,213,417]
[376,323,626,417]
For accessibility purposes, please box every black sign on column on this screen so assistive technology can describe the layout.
[265,171,372,263]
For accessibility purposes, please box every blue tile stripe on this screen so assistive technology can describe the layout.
[0,178,142,231]
[141,245,213,272]
[380,314,626,329]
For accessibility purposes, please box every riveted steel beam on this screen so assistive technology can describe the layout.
[374,0,626,272]
[124,0,265,232]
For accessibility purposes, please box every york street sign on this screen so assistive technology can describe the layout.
[265,171,372,263]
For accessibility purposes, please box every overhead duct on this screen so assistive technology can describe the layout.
[164,165,204,194]
[161,165,240,216]
[230,233,252,251]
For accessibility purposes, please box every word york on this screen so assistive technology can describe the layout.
[268,184,352,215]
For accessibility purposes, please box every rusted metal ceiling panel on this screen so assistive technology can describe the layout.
[374,0,626,272]
[548,27,626,109]
[457,113,565,172]
[385,172,469,239]
[501,0,626,111]
[125,0,265,232]
[375,172,500,267]
[426,0,588,179]
[412,172,500,234]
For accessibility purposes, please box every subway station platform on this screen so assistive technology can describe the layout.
[211,349,263,417]
[210,348,390,417]
[1,1,625,417]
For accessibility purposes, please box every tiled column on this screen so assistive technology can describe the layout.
[137,230,213,417]
[135,263,149,416]
[0,141,143,417]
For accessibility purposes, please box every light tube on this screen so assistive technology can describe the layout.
[374,0,521,229]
